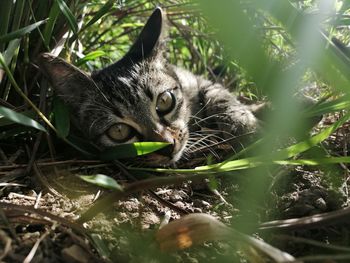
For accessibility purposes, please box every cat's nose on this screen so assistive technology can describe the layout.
[148,129,175,157]
[156,142,175,157]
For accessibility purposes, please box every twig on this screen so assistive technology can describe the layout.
[0,229,11,261]
[0,159,103,170]
[0,203,86,234]
[260,206,350,231]
[23,230,50,263]
[78,172,213,222]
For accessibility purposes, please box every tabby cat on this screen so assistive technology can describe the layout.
[38,7,259,166]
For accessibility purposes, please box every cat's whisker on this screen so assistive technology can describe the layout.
[185,135,222,159]
[189,99,211,119]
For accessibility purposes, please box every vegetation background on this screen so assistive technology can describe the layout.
[2,0,350,262]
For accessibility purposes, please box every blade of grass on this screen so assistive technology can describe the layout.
[0,52,54,131]
[128,111,350,174]
[254,0,350,95]
[0,20,47,43]
[99,142,170,160]
[0,106,46,132]
[43,0,60,47]
[76,50,106,66]
[0,52,93,156]
[79,174,123,191]
[0,109,35,127]
[304,96,350,117]
[81,0,114,32]
[0,0,12,51]
[56,0,78,34]
[2,39,21,66]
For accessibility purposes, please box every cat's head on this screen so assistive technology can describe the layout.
[38,7,191,165]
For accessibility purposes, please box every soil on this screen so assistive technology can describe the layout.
[1,115,350,262]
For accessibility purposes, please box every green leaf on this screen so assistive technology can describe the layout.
[274,157,350,166]
[43,0,60,46]
[0,109,35,127]
[194,111,350,173]
[79,174,123,191]
[0,106,46,132]
[53,97,70,138]
[0,20,47,43]
[76,50,106,66]
[99,142,170,160]
[2,39,21,66]
[83,0,114,31]
[304,96,350,117]
[89,234,111,259]
[56,0,78,34]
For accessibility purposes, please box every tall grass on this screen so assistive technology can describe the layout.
[1,0,350,261]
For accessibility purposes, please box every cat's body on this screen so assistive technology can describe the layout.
[38,8,258,165]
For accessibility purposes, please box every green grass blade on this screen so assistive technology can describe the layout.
[43,0,60,47]
[2,39,21,66]
[198,0,282,95]
[130,111,350,174]
[99,142,170,160]
[79,174,123,191]
[82,0,114,31]
[0,20,47,43]
[56,0,78,34]
[89,234,111,259]
[0,0,13,51]
[253,0,350,95]
[304,96,350,117]
[274,157,350,166]
[0,20,46,43]
[0,109,35,127]
[10,0,25,32]
[278,111,350,159]
[0,106,46,132]
[76,50,106,66]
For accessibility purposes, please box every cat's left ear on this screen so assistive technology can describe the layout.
[37,53,97,110]
[123,7,167,63]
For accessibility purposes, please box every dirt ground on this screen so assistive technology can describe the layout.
[1,115,350,262]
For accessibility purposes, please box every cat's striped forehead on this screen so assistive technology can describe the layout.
[94,61,176,110]
[87,60,183,137]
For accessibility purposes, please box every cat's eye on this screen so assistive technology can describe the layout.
[156,91,176,115]
[107,123,134,142]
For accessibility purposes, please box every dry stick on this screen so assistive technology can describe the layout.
[119,161,188,215]
[112,160,189,216]
[23,230,50,263]
[148,190,189,216]
[0,159,103,170]
[25,132,43,175]
[57,226,104,263]
[32,164,63,197]
[259,205,350,231]
[0,208,18,243]
[0,203,86,234]
[0,229,11,261]
[78,172,211,223]
[275,234,350,253]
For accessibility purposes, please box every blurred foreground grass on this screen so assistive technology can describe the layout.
[1,0,350,262]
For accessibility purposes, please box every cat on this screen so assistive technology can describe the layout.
[38,7,259,166]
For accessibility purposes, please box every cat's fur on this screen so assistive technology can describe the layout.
[38,7,259,165]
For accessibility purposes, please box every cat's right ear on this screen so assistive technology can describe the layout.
[123,7,167,63]
[37,53,95,105]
